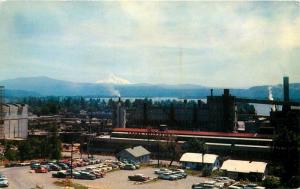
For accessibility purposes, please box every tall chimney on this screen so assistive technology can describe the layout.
[224,89,230,96]
[184,99,187,104]
[283,76,289,102]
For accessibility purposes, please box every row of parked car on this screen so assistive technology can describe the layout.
[53,159,125,180]
[52,170,100,180]
[192,178,234,189]
[228,183,265,189]
[192,178,265,189]
[30,157,105,174]
[154,168,187,180]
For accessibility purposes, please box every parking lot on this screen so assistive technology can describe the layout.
[0,166,58,189]
[0,165,209,189]
[75,167,208,189]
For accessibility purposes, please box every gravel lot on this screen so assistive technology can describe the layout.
[0,164,209,189]
[73,167,208,189]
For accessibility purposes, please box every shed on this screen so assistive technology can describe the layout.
[116,146,151,163]
[221,159,268,180]
[180,153,220,170]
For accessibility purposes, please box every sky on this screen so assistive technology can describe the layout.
[0,1,299,88]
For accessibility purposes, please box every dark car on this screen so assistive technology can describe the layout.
[65,169,81,178]
[76,172,96,180]
[47,163,61,171]
[30,163,41,170]
[57,163,69,170]
[52,171,68,178]
[128,174,150,182]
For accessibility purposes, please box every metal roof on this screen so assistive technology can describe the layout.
[180,153,218,164]
[112,128,272,139]
[124,146,150,158]
[221,160,267,174]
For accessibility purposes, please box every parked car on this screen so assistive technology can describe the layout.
[34,166,48,173]
[128,174,150,182]
[243,184,265,189]
[75,171,96,180]
[42,164,51,171]
[154,168,170,174]
[0,174,6,179]
[52,171,68,178]
[228,186,244,189]
[30,163,41,170]
[57,163,69,170]
[192,181,219,189]
[65,170,81,178]
[228,184,248,189]
[19,162,30,166]
[84,169,105,178]
[158,172,178,180]
[121,164,136,170]
[172,171,187,179]
[0,177,8,187]
[213,177,235,185]
[47,163,62,171]
[90,170,105,178]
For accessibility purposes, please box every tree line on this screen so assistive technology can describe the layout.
[2,126,61,161]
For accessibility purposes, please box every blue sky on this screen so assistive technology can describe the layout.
[0,1,299,88]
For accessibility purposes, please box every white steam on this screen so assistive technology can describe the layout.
[268,86,276,111]
[107,85,120,97]
[268,86,274,101]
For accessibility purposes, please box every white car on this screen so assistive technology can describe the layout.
[158,173,178,180]
[0,178,8,187]
[154,168,170,174]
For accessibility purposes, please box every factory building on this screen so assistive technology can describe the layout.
[126,100,209,130]
[207,89,237,132]
[126,90,237,132]
[2,104,28,139]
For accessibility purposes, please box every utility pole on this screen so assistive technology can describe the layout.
[157,133,161,167]
[0,86,5,139]
[87,112,92,158]
[70,139,73,178]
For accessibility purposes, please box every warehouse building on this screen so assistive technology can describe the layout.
[180,152,220,170]
[116,146,151,163]
[221,159,268,181]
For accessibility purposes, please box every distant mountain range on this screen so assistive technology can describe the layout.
[0,76,299,101]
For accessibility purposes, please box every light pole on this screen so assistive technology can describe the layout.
[70,138,73,178]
